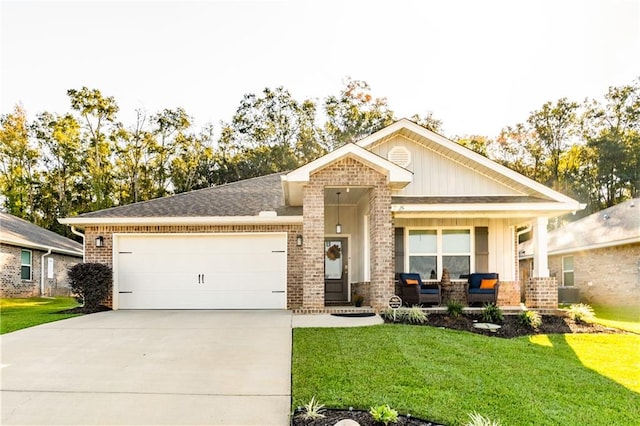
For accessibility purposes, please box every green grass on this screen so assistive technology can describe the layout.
[591,305,640,334]
[0,297,81,334]
[293,325,640,426]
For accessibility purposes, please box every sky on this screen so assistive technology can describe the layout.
[1,0,639,139]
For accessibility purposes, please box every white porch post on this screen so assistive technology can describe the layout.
[532,216,549,278]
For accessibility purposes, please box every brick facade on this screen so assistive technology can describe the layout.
[0,243,82,297]
[548,243,640,307]
[83,224,303,309]
[525,277,558,309]
[303,157,393,311]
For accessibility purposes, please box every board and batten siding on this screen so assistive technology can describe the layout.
[393,218,516,281]
[370,135,521,196]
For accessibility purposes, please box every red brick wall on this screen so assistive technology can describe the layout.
[83,224,303,309]
[525,277,558,309]
[303,157,393,311]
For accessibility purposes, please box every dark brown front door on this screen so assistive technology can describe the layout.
[324,238,348,302]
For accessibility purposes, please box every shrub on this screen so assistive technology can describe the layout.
[482,303,504,323]
[519,310,542,329]
[406,306,428,324]
[567,303,595,323]
[68,263,112,309]
[298,396,325,420]
[466,412,502,426]
[369,404,399,425]
[383,307,408,322]
[446,300,464,318]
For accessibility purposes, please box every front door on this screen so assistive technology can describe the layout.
[324,238,348,302]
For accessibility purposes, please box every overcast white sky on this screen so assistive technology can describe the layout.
[1,0,639,139]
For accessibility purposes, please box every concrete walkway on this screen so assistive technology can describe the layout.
[0,310,293,425]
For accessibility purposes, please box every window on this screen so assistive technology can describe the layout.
[408,229,472,280]
[562,256,574,286]
[21,249,32,280]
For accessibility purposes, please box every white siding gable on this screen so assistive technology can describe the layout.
[370,135,522,196]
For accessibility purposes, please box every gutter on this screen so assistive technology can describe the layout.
[40,248,52,296]
[70,226,86,262]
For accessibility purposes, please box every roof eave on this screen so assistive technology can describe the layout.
[0,239,82,257]
[59,215,304,228]
[392,202,583,219]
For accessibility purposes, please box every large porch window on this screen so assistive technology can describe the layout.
[408,228,472,280]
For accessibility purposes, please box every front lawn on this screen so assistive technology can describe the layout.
[0,297,81,334]
[591,305,640,334]
[293,325,640,426]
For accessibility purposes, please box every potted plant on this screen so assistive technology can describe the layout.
[353,293,364,307]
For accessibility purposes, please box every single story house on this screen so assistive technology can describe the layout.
[1,212,83,297]
[519,197,640,307]
[60,119,583,312]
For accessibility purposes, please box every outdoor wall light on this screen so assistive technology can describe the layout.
[335,191,342,234]
[296,234,303,247]
[95,236,104,247]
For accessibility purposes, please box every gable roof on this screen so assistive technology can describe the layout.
[0,213,83,256]
[282,142,413,206]
[519,198,640,257]
[60,173,302,227]
[359,118,580,204]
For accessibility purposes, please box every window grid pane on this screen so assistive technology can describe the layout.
[408,230,437,254]
[21,265,31,280]
[442,230,471,253]
[443,256,470,279]
[21,250,31,265]
[563,271,574,286]
[409,256,437,280]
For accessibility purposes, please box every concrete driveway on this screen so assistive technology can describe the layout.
[0,310,292,425]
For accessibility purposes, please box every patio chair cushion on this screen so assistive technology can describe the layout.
[468,288,497,294]
[469,273,499,289]
[480,279,497,289]
[420,287,439,294]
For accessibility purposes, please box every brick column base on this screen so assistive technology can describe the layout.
[525,277,558,309]
[497,281,521,306]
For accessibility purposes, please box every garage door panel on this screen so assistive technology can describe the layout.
[117,234,287,309]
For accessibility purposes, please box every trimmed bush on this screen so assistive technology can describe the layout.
[68,263,112,309]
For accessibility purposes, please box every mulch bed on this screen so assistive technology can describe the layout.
[56,305,111,314]
[292,408,443,426]
[383,312,627,338]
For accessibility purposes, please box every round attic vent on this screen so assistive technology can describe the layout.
[388,146,411,168]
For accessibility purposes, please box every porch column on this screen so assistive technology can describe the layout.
[526,216,557,309]
[532,216,549,278]
[302,183,325,310]
[368,184,394,311]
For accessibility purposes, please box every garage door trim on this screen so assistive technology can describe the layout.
[112,232,288,310]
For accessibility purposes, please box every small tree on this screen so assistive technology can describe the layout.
[68,263,112,309]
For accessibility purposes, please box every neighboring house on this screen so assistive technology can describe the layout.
[60,119,582,312]
[519,198,640,307]
[1,213,83,298]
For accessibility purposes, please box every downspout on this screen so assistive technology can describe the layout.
[70,226,85,262]
[40,248,52,296]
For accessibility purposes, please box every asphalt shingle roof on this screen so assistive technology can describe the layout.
[520,197,640,255]
[75,173,301,218]
[0,213,83,256]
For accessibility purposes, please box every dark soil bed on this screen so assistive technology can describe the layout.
[292,408,443,426]
[56,305,111,314]
[384,313,626,338]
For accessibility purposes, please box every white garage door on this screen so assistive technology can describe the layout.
[115,233,287,309]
